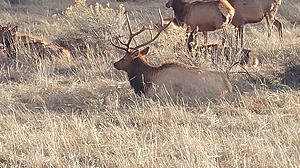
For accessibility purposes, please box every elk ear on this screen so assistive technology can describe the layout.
[131,50,139,59]
[11,26,18,35]
[140,47,150,56]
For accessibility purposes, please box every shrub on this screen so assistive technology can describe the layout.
[50,0,126,57]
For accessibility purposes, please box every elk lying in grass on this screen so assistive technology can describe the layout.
[0,24,71,60]
[111,14,232,100]
[196,44,259,67]
[154,17,181,32]
[227,0,282,47]
[165,0,235,51]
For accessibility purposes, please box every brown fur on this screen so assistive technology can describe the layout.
[154,18,183,34]
[227,0,282,47]
[0,24,71,60]
[195,44,259,67]
[114,47,232,99]
[0,48,6,58]
[166,0,235,48]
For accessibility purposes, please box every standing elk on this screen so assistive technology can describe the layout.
[0,24,71,60]
[165,0,235,51]
[227,0,282,47]
[111,13,232,100]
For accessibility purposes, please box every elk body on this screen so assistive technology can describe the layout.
[114,47,232,99]
[196,44,259,67]
[0,24,71,60]
[111,13,232,100]
[154,17,183,34]
[227,0,282,47]
[165,0,235,50]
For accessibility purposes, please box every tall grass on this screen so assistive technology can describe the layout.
[0,0,299,167]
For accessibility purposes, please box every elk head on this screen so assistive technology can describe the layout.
[111,10,172,73]
[0,24,18,58]
[114,47,150,72]
[165,0,173,8]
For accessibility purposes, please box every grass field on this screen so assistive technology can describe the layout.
[0,0,299,167]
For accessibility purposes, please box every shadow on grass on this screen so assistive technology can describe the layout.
[281,64,300,89]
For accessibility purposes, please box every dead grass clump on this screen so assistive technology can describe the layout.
[0,0,300,167]
[50,0,126,57]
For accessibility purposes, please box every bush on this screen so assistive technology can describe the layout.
[50,0,126,57]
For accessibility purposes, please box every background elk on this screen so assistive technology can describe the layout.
[0,24,71,60]
[111,14,232,100]
[154,17,183,35]
[227,0,282,47]
[196,43,259,67]
[165,0,235,51]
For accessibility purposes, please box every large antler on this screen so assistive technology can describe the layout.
[110,9,172,52]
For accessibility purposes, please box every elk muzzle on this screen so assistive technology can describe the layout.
[114,61,121,70]
[114,58,129,71]
[165,0,172,8]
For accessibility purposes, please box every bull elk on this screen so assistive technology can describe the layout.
[0,24,71,60]
[111,13,232,100]
[165,0,235,51]
[227,0,282,47]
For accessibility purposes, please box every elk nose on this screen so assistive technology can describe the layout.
[113,62,119,70]
[165,2,171,8]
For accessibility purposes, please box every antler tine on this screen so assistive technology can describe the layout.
[110,36,128,51]
[130,11,172,50]
[148,25,153,39]
[126,13,133,37]
[158,8,164,27]
[126,13,147,50]
[111,13,147,51]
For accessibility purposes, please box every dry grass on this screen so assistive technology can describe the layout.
[0,0,300,167]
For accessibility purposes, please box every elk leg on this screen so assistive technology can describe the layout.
[239,26,244,48]
[274,19,283,39]
[203,31,208,45]
[203,31,209,57]
[187,33,194,52]
[265,14,272,37]
[235,27,238,49]
[187,27,198,52]
[221,28,227,46]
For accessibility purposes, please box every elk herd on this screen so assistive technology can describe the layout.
[0,24,71,61]
[0,0,283,101]
[111,0,282,100]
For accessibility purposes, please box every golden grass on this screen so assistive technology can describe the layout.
[0,0,299,167]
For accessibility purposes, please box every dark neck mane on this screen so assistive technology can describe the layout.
[128,57,155,96]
